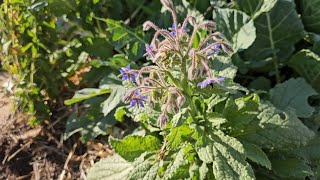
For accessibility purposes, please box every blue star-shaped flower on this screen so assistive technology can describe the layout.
[129,91,147,108]
[120,64,138,82]
[197,77,225,88]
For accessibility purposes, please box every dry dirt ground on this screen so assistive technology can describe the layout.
[0,71,113,179]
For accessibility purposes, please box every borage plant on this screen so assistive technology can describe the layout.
[88,0,316,179]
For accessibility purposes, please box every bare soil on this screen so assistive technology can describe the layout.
[0,72,113,180]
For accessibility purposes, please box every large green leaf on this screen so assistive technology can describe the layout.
[222,95,259,135]
[110,135,161,162]
[106,19,146,60]
[167,125,193,149]
[64,88,111,105]
[87,154,133,180]
[213,8,256,52]
[237,0,277,19]
[239,102,315,149]
[196,130,255,180]
[64,97,117,142]
[289,136,320,162]
[289,49,320,93]
[127,153,159,180]
[271,158,313,178]
[163,144,193,180]
[102,86,126,116]
[211,56,238,79]
[269,78,317,118]
[298,0,320,33]
[243,0,304,63]
[242,142,271,170]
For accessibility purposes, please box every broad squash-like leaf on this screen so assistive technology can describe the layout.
[239,102,315,149]
[289,136,320,162]
[64,97,117,142]
[102,86,126,116]
[211,56,238,79]
[87,154,133,180]
[213,8,256,52]
[243,0,304,63]
[64,88,111,105]
[269,78,317,118]
[110,135,161,162]
[271,158,313,178]
[298,0,320,33]
[237,0,277,19]
[289,49,320,93]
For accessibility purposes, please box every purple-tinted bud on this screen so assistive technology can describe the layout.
[145,44,156,58]
[157,113,167,128]
[176,95,185,108]
[200,21,216,31]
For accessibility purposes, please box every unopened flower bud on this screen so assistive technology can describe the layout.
[157,113,167,128]
[200,21,216,31]
[188,16,196,26]
[176,95,185,108]
[143,21,152,31]
[160,0,174,9]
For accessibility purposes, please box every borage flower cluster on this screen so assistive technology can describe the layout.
[120,0,231,128]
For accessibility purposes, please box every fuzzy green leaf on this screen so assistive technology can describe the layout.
[167,125,193,149]
[240,102,315,149]
[289,49,320,93]
[213,8,256,52]
[269,78,317,118]
[237,0,277,19]
[271,158,313,178]
[87,154,133,180]
[244,0,304,63]
[206,112,227,127]
[163,144,193,180]
[110,135,161,162]
[242,142,271,170]
[196,130,255,180]
[128,153,159,180]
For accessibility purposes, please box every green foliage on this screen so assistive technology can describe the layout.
[243,0,304,64]
[110,135,161,162]
[213,8,256,52]
[269,78,317,118]
[87,154,133,180]
[289,50,320,92]
[298,0,320,34]
[3,0,320,179]
[87,0,320,179]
